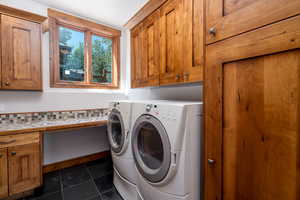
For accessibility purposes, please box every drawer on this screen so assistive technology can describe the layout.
[0,132,40,148]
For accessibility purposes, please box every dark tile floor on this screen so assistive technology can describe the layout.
[19,157,123,200]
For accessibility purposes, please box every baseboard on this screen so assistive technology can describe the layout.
[43,151,111,174]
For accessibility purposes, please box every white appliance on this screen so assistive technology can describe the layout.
[107,101,138,200]
[131,100,203,200]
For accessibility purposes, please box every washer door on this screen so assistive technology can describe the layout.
[132,115,171,183]
[108,109,126,154]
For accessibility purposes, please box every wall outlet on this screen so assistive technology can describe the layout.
[0,104,5,112]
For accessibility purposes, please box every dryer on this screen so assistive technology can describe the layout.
[131,100,203,200]
[107,100,138,200]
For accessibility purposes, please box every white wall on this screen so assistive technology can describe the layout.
[0,0,127,164]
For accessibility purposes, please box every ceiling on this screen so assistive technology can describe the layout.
[33,0,148,28]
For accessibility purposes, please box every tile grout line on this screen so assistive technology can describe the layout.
[85,163,104,200]
[59,170,65,200]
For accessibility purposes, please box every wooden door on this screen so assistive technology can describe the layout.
[8,143,41,195]
[159,0,183,85]
[131,23,144,88]
[204,15,300,200]
[140,10,160,87]
[182,0,204,83]
[206,0,300,44]
[0,148,8,199]
[1,15,42,90]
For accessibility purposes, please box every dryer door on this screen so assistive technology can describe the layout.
[108,109,126,154]
[132,115,171,183]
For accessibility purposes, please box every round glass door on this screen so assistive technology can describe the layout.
[108,109,125,154]
[132,115,171,183]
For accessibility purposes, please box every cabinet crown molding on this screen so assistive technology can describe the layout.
[0,4,47,23]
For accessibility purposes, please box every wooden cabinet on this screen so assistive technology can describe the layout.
[0,5,46,91]
[204,15,300,200]
[130,0,204,88]
[0,148,8,199]
[1,15,42,90]
[131,23,144,88]
[131,11,160,88]
[141,10,160,87]
[182,0,204,83]
[8,143,41,195]
[0,132,42,198]
[206,0,300,44]
[159,0,183,85]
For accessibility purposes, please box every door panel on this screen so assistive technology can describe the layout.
[182,0,204,82]
[159,0,183,85]
[8,143,41,195]
[0,148,8,199]
[1,15,42,90]
[204,15,300,200]
[140,10,160,87]
[206,0,300,44]
[131,24,143,88]
[223,51,299,200]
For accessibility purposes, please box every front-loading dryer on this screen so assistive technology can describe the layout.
[108,100,138,200]
[131,100,203,200]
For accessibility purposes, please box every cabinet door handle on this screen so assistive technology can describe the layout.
[175,74,181,81]
[208,159,215,165]
[5,82,10,86]
[11,152,17,156]
[0,154,2,158]
[209,27,217,36]
[183,72,189,80]
[0,140,16,145]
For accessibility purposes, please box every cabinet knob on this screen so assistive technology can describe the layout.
[5,82,10,86]
[11,152,17,156]
[208,159,215,165]
[175,74,181,81]
[209,27,217,36]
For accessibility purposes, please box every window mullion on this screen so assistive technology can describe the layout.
[85,31,92,84]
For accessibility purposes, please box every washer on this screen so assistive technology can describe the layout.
[108,100,138,200]
[131,100,203,200]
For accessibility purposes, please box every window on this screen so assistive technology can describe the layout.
[49,9,121,89]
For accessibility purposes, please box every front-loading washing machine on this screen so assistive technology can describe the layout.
[108,100,138,200]
[131,100,203,200]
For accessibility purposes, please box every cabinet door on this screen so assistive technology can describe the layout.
[8,143,41,195]
[206,0,300,44]
[0,148,8,199]
[131,24,144,88]
[140,10,160,87]
[1,15,42,90]
[204,16,300,200]
[182,0,204,83]
[159,0,183,85]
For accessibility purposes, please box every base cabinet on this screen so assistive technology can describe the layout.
[204,15,300,200]
[0,149,8,199]
[0,132,42,199]
[8,143,41,196]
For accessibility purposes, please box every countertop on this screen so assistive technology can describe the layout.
[0,116,108,135]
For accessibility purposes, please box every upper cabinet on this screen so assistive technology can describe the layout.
[159,0,183,86]
[0,5,46,91]
[206,0,300,44]
[131,10,160,88]
[129,0,204,88]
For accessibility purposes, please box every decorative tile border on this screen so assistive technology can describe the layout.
[0,108,109,126]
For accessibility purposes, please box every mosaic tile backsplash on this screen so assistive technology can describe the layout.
[0,109,109,126]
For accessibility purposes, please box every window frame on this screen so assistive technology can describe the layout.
[48,9,121,89]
